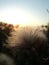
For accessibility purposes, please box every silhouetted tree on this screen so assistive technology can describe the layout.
[10,27,47,65]
[46,23,49,41]
[1,25,49,65]
[0,22,14,52]
[0,28,8,51]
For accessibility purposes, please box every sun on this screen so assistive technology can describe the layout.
[0,7,34,26]
[0,7,42,26]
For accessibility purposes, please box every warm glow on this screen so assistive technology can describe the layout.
[0,7,42,26]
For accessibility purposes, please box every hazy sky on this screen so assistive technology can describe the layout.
[0,0,49,26]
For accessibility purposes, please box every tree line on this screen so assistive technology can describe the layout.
[0,22,49,65]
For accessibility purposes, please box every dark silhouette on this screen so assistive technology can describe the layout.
[0,28,8,51]
[0,24,49,65]
[10,27,47,65]
[0,22,14,51]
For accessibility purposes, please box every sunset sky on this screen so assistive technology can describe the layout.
[0,0,49,26]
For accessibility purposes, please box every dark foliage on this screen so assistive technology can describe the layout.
[0,28,8,51]
[0,22,14,51]
[46,24,49,41]
[0,24,49,65]
[14,47,42,65]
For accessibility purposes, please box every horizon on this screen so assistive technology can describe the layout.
[0,0,49,26]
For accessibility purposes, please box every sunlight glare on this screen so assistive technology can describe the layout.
[0,7,42,26]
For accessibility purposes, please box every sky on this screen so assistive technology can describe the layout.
[0,0,49,26]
